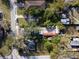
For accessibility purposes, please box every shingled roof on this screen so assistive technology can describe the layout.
[40,26,59,37]
[25,0,45,8]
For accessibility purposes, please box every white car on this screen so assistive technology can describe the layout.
[61,13,70,24]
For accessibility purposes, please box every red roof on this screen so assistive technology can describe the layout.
[42,32,57,37]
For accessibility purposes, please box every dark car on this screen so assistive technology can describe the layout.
[0,11,3,21]
[27,40,35,51]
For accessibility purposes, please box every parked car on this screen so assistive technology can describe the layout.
[60,13,70,24]
[70,36,79,48]
[0,11,3,21]
[25,40,36,51]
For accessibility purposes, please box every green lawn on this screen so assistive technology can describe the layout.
[18,18,28,28]
[17,8,26,15]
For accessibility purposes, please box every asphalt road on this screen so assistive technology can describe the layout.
[10,0,17,35]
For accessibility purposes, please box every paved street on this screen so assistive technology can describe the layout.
[10,0,17,35]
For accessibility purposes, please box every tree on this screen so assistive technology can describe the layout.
[56,22,65,30]
[4,36,14,47]
[44,0,64,19]
[44,35,61,54]
[43,0,65,27]
[0,46,11,56]
[3,19,10,32]
[51,35,61,44]
[25,7,45,26]
[26,7,41,17]
[44,20,53,27]
[18,18,29,28]
[0,36,14,56]
[44,40,53,53]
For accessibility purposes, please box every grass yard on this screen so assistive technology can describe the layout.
[17,8,26,15]
[0,0,10,20]
[18,18,28,28]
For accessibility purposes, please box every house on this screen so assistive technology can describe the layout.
[39,26,59,37]
[25,0,45,9]
[60,6,79,25]
[64,0,74,3]
[17,0,45,8]
[69,7,79,31]
[70,37,79,49]
[70,7,79,24]
[60,6,79,31]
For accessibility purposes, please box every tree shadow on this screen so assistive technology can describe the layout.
[0,26,7,48]
[1,0,10,9]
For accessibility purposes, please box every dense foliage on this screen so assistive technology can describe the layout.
[1,0,79,57]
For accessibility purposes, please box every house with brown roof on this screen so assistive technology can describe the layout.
[39,26,59,37]
[25,0,45,9]
[17,0,45,9]
[64,0,74,3]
